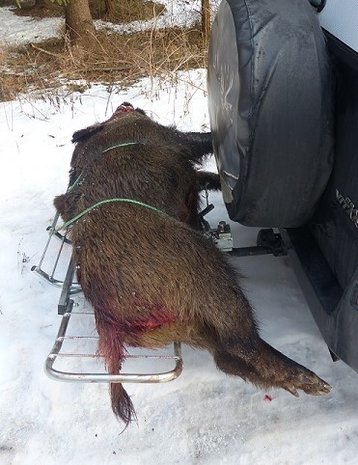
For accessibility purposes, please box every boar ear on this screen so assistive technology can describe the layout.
[53,194,67,216]
[134,107,146,115]
[72,122,105,143]
[54,192,79,221]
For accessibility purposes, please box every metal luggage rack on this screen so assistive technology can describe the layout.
[33,213,183,385]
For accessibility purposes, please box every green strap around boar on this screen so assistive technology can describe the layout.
[56,198,167,232]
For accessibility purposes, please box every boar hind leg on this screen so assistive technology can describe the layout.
[196,171,221,191]
[213,339,331,397]
[171,131,212,160]
[181,131,213,158]
[201,296,331,397]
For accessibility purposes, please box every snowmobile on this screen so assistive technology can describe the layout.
[35,0,357,385]
[207,0,358,373]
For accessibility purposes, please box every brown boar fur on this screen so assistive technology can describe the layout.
[54,104,330,426]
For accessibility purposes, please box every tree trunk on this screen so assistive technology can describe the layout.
[104,0,115,18]
[65,0,96,46]
[201,0,211,46]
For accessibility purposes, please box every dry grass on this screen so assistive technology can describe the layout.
[0,24,208,101]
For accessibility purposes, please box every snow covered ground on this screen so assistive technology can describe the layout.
[0,1,218,46]
[1,5,358,465]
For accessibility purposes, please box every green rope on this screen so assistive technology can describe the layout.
[102,141,139,154]
[66,142,139,193]
[67,172,84,192]
[67,142,139,192]
[56,198,166,232]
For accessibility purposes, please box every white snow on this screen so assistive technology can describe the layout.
[0,5,62,46]
[0,1,212,46]
[0,5,358,465]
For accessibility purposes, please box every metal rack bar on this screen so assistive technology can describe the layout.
[45,291,182,383]
[58,254,77,314]
[32,213,80,290]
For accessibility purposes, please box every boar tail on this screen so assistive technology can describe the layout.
[96,319,137,426]
[110,383,136,426]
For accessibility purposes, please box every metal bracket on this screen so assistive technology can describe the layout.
[228,228,287,257]
[31,211,80,290]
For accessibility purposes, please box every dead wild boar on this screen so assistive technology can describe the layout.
[54,103,331,426]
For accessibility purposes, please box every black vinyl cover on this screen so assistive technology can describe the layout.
[311,56,358,292]
[208,0,334,227]
[288,32,358,373]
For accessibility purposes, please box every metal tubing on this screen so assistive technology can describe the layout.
[45,311,183,383]
[36,211,60,269]
[32,268,65,287]
[32,212,68,287]
[58,254,76,314]
[50,230,67,280]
